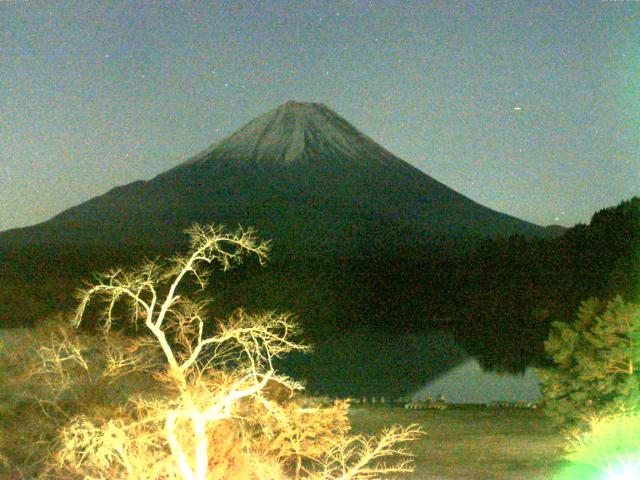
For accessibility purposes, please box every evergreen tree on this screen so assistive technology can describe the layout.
[537,296,640,427]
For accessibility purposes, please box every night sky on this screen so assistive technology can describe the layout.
[1,0,638,232]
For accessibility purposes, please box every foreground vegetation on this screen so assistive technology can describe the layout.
[536,297,640,479]
[0,345,566,480]
[1,225,422,480]
[537,297,640,427]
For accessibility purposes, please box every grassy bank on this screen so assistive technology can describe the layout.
[348,405,566,480]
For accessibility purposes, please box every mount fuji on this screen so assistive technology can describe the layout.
[0,101,547,255]
[0,102,560,389]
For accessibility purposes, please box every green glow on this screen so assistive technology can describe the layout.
[605,461,640,480]
[553,408,640,480]
[553,460,640,480]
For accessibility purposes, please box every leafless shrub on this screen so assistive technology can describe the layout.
[13,224,422,480]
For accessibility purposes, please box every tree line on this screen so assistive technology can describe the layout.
[1,197,637,373]
[450,196,638,371]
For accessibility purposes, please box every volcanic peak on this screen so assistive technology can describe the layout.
[0,100,550,251]
[180,101,400,169]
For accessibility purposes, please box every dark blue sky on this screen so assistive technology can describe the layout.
[1,0,637,231]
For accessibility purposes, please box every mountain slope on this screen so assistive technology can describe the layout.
[0,101,547,256]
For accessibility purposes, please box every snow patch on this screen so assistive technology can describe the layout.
[181,101,402,168]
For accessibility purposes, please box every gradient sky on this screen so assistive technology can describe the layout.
[1,0,638,232]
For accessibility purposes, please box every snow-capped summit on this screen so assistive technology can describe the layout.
[180,101,400,169]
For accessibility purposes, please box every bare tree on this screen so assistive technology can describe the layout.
[37,224,422,480]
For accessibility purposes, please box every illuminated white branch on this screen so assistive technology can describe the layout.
[74,224,309,480]
[307,425,423,480]
[57,223,422,480]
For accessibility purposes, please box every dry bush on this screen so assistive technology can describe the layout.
[241,396,352,478]
[9,224,422,480]
[0,317,164,478]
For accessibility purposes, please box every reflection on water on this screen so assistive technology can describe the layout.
[276,329,467,399]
